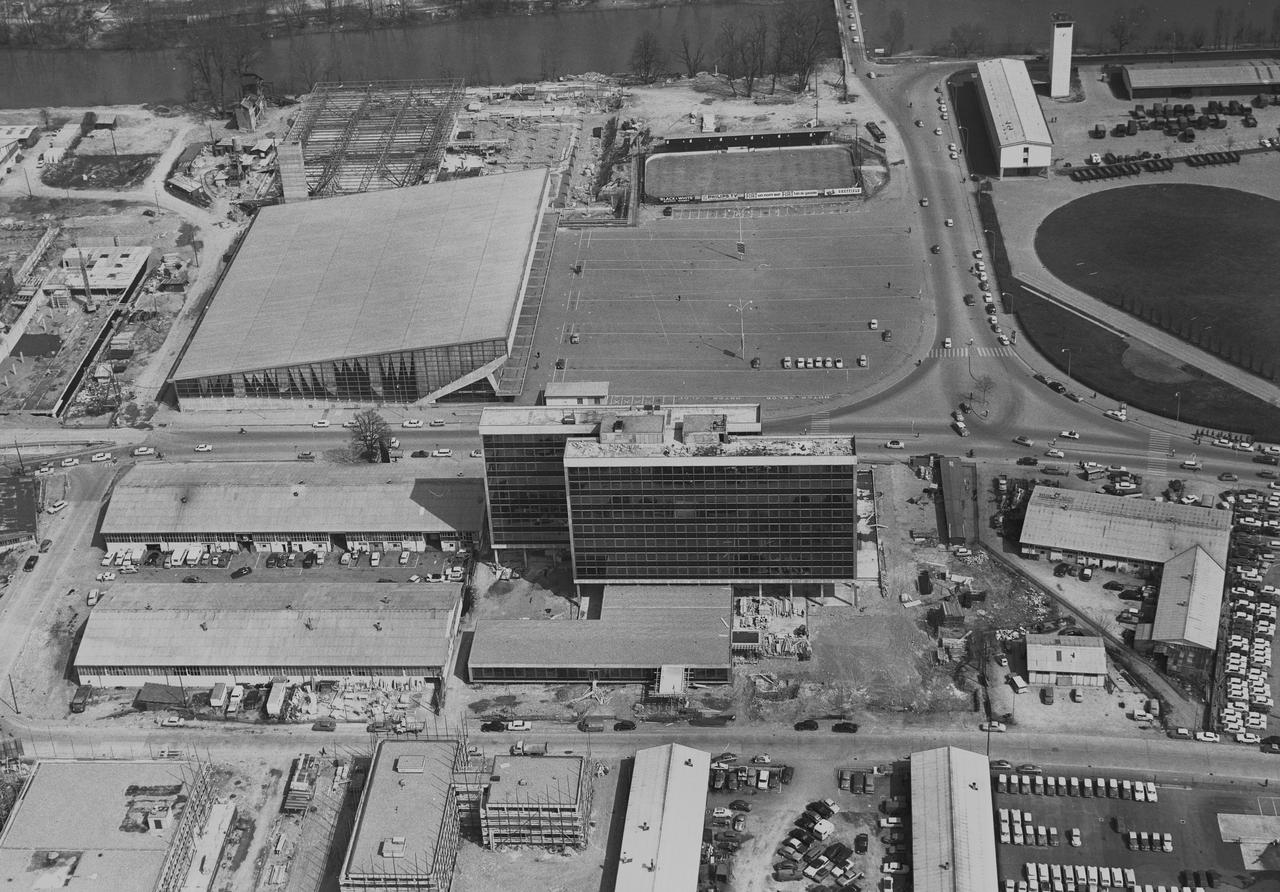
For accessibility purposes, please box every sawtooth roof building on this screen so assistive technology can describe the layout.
[173,169,550,408]
[910,746,999,892]
[975,58,1053,177]
[74,584,462,688]
[1121,59,1280,99]
[615,744,711,892]
[100,462,486,553]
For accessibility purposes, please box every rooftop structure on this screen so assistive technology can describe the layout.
[56,246,159,296]
[1018,486,1231,568]
[478,402,763,434]
[1025,632,1108,684]
[100,462,485,550]
[172,169,549,407]
[910,746,999,892]
[1121,59,1280,98]
[280,79,466,199]
[481,756,589,848]
[341,739,462,892]
[615,744,710,892]
[75,584,462,687]
[1152,546,1225,650]
[544,381,610,406]
[0,759,214,892]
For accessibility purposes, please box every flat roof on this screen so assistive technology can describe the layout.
[59,246,154,291]
[938,457,976,543]
[615,744,710,892]
[469,609,731,672]
[0,759,199,892]
[977,58,1053,148]
[602,584,731,610]
[175,169,549,380]
[1152,546,1226,650]
[486,755,583,806]
[1025,633,1108,676]
[1018,486,1231,567]
[1124,59,1280,91]
[910,746,999,892]
[343,740,458,882]
[101,463,486,536]
[564,434,856,462]
[75,584,460,671]
[479,403,762,435]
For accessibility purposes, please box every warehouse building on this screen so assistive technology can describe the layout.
[0,759,215,892]
[468,585,732,687]
[1143,545,1226,684]
[341,740,465,892]
[910,746,999,892]
[479,395,761,556]
[975,58,1053,177]
[1025,632,1108,687]
[172,168,550,408]
[1017,486,1231,571]
[1120,59,1280,100]
[615,744,711,892]
[100,463,485,555]
[480,756,590,848]
[937,456,977,545]
[74,584,462,689]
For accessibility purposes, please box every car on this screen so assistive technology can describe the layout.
[60,458,79,467]
[86,589,101,607]
[1045,448,1065,459]
[480,721,505,732]
[432,448,453,458]
[933,127,943,135]
[1059,430,1080,440]
[751,753,772,764]
[882,862,910,876]
[46,499,67,514]
[1238,731,1261,744]
[1104,409,1127,421]
[980,721,1006,732]
[194,444,213,452]
[832,722,859,733]
[34,466,54,477]
[1069,828,1081,847]
[613,720,637,731]
[182,575,202,584]
[931,244,941,254]
[714,752,739,763]
[1017,764,1043,774]
[160,716,186,727]
[231,566,252,579]
[1195,731,1220,742]
[794,719,819,731]
[402,419,424,428]
[1013,435,1034,447]
[944,218,954,227]
[312,420,330,428]
[885,440,905,450]
[919,197,929,207]
[469,449,483,458]
[915,119,923,127]
[1017,457,1039,467]
[90,451,111,462]
[943,337,952,348]
[505,720,532,732]
[711,806,733,819]
[429,419,446,427]
[96,572,116,582]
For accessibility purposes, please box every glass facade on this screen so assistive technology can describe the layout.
[175,339,505,404]
[482,431,577,550]
[566,462,857,582]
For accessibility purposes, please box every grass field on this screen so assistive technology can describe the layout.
[1035,184,1280,383]
[643,145,856,200]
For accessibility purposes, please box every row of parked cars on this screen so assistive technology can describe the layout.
[1217,500,1277,742]
[996,771,1158,803]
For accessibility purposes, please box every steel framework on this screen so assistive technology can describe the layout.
[283,79,466,198]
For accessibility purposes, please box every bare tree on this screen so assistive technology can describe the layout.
[350,409,391,462]
[716,20,742,95]
[976,376,996,405]
[948,22,987,56]
[1212,5,1229,47]
[674,30,706,79]
[774,4,825,91]
[630,29,665,83]
[1272,3,1280,43]
[735,13,770,98]
[1107,6,1148,52]
[1189,24,1207,48]
[181,24,264,110]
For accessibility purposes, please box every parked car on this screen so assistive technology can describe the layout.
[832,722,859,733]
[794,719,820,731]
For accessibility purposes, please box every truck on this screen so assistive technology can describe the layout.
[1042,464,1068,476]
[1008,674,1029,694]
[184,546,201,567]
[866,121,887,143]
[510,740,549,756]
[209,682,228,709]
[70,684,92,714]
[227,684,245,714]
[265,682,287,718]
[577,716,607,733]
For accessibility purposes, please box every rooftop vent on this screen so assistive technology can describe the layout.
[395,756,426,774]
[380,837,407,858]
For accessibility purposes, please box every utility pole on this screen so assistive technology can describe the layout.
[8,674,19,715]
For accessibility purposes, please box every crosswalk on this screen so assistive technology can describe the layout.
[1146,431,1171,476]
[928,346,1017,359]
[810,410,831,435]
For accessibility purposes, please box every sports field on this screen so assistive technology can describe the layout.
[644,145,857,201]
[1035,184,1280,384]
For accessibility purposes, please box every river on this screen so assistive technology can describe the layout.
[0,0,833,108]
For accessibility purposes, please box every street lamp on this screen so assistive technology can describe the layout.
[1061,347,1072,379]
[728,299,754,359]
[1174,391,1181,424]
[967,338,975,381]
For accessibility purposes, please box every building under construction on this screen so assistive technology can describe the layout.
[480,755,590,849]
[279,79,466,201]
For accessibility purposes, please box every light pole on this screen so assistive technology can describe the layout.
[967,338,975,381]
[728,299,754,359]
[1061,347,1072,379]
[1174,391,1181,424]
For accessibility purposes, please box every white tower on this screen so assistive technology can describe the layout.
[1049,13,1074,98]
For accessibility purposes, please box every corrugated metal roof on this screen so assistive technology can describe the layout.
[1025,633,1108,676]
[175,169,549,380]
[101,463,485,536]
[910,746,999,892]
[615,744,710,892]
[75,584,460,670]
[1019,486,1231,567]
[468,609,731,671]
[1124,59,1280,90]
[977,58,1053,148]
[1152,546,1225,650]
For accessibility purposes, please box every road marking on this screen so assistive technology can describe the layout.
[1147,431,1171,475]
[926,347,1015,359]
[810,410,830,435]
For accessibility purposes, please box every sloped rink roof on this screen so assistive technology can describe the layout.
[175,168,549,379]
[75,584,460,670]
[1152,545,1226,649]
[101,463,486,536]
[976,58,1053,148]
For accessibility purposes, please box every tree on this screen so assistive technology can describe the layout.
[773,4,825,91]
[716,21,742,95]
[975,375,996,407]
[1272,3,1280,43]
[1107,6,1148,52]
[735,14,770,97]
[885,10,906,56]
[350,409,390,462]
[1189,24,1207,48]
[674,30,706,79]
[1213,5,1229,48]
[948,22,987,56]
[630,29,665,83]
[181,24,264,110]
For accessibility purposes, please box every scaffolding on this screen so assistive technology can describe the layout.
[281,79,466,199]
[153,759,216,892]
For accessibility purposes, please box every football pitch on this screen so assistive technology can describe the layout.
[644,145,858,201]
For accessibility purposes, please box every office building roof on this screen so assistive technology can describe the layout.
[343,740,459,883]
[615,744,710,892]
[485,756,584,806]
[1152,546,1226,650]
[1123,58,1280,91]
[101,463,486,536]
[0,759,199,892]
[910,746,999,892]
[977,58,1053,148]
[469,609,731,672]
[75,584,460,670]
[1018,486,1231,567]
[602,584,732,610]
[478,403,762,435]
[564,434,856,462]
[175,169,549,379]
[1025,633,1108,676]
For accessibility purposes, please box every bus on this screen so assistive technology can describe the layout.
[866,122,887,143]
